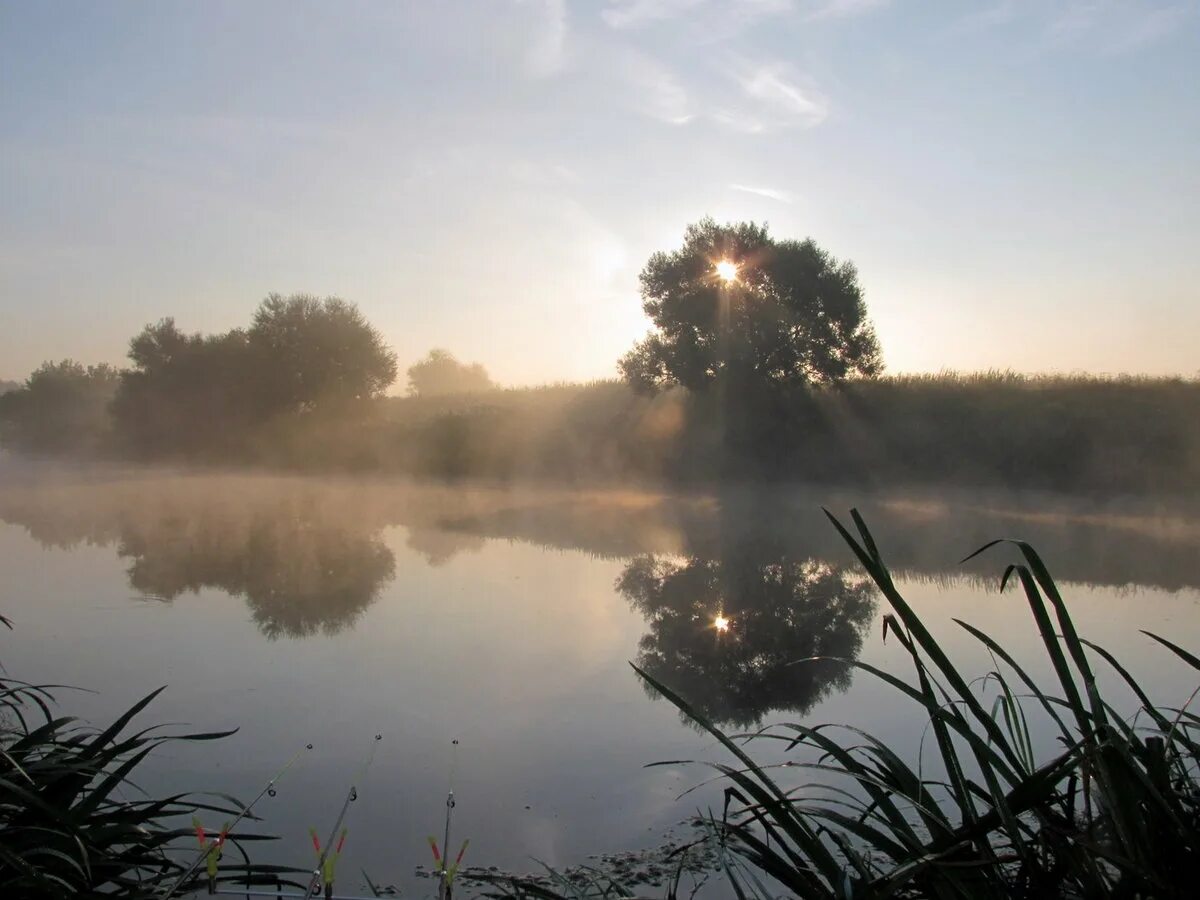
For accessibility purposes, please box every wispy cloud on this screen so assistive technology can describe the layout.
[943,1,1194,52]
[1045,1,1194,53]
[619,52,694,123]
[807,0,891,21]
[1111,2,1194,52]
[614,47,830,132]
[602,0,792,31]
[710,109,767,133]
[946,1,1018,36]
[518,0,568,76]
[735,63,828,126]
[729,183,793,203]
[1046,0,1104,43]
[735,0,796,15]
[601,0,703,29]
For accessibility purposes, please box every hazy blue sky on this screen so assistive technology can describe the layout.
[2,1,1198,385]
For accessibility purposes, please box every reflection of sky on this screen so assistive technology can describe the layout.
[2,3,1199,383]
[0,526,706,892]
[2,475,1200,890]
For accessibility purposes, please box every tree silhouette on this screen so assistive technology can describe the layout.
[0,360,120,455]
[617,544,876,727]
[111,321,260,457]
[406,349,495,397]
[110,295,397,457]
[620,219,882,393]
[250,294,398,411]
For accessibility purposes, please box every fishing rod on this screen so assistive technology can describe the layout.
[442,738,458,894]
[302,734,383,900]
[166,742,313,898]
[427,738,468,900]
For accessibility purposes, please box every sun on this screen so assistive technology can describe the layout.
[715,260,739,283]
[713,614,731,633]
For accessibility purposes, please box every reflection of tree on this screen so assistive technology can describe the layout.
[618,550,876,728]
[404,526,486,567]
[0,478,397,640]
[118,510,394,639]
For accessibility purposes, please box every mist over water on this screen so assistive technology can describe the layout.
[2,465,1198,890]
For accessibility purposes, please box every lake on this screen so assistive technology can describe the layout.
[2,464,1199,894]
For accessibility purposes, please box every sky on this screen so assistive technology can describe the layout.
[2,0,1198,387]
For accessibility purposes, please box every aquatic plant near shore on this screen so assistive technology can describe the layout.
[0,623,288,898]
[492,510,1200,899]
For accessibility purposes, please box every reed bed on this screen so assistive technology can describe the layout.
[493,510,1200,899]
[0,618,287,898]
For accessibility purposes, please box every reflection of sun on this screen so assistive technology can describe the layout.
[715,260,739,283]
[713,614,731,633]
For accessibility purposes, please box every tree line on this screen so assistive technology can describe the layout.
[3,219,1197,493]
[0,296,497,459]
[0,219,883,460]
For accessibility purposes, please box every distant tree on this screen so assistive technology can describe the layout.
[0,379,20,396]
[111,295,397,457]
[250,294,398,411]
[620,219,883,393]
[0,361,121,455]
[111,320,259,456]
[406,349,495,397]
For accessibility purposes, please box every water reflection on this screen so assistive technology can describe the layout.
[0,479,395,638]
[3,469,1199,890]
[618,548,875,727]
[2,470,1199,651]
[121,511,395,638]
[404,526,486,567]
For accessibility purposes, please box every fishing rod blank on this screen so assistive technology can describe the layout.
[302,734,383,900]
[165,742,314,898]
[437,739,460,900]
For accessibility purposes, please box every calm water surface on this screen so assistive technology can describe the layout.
[2,464,1199,894]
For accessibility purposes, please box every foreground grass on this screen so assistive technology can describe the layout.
[0,621,288,898]
[490,510,1200,899]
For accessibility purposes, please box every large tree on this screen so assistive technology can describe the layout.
[620,219,882,393]
[250,294,398,411]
